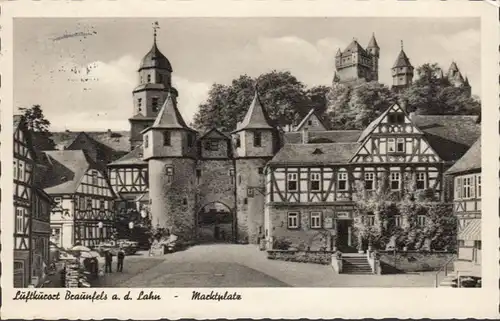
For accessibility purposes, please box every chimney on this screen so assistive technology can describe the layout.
[302,128,309,144]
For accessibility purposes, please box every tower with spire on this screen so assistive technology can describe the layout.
[142,93,198,240]
[232,85,279,243]
[129,21,179,150]
[334,34,380,84]
[391,40,414,92]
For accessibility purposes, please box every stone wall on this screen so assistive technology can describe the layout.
[267,204,335,251]
[379,251,455,273]
[267,250,333,265]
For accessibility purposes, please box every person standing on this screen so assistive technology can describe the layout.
[104,250,113,273]
[117,247,125,272]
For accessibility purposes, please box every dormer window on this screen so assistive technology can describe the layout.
[163,131,171,146]
[253,131,262,147]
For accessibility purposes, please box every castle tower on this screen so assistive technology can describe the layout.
[129,22,179,150]
[391,41,414,92]
[463,76,472,97]
[446,62,471,97]
[142,94,198,241]
[366,33,380,81]
[232,87,279,244]
[334,36,378,84]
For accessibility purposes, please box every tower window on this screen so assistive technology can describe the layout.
[187,134,194,147]
[253,131,262,147]
[165,166,174,183]
[229,169,235,177]
[235,136,241,148]
[158,74,163,83]
[147,74,151,83]
[138,98,142,109]
[163,131,171,146]
[258,167,264,175]
[152,97,159,112]
[144,134,149,148]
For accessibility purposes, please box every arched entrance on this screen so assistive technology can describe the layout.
[196,202,234,243]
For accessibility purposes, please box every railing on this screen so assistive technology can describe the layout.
[434,254,457,287]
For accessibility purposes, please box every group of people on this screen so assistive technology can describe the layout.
[104,247,126,273]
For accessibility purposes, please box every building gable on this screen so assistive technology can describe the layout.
[351,104,441,164]
[295,109,327,132]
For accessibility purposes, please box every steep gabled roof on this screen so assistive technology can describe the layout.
[148,94,194,132]
[108,146,146,166]
[342,40,367,55]
[199,128,230,140]
[392,50,413,69]
[446,137,481,175]
[233,90,274,133]
[269,143,360,166]
[294,108,328,132]
[42,150,93,194]
[50,130,131,153]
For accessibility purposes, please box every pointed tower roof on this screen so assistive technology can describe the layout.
[448,61,459,73]
[139,22,172,72]
[233,88,274,133]
[464,76,470,86]
[367,33,379,48]
[392,42,413,69]
[148,94,194,131]
[333,71,340,83]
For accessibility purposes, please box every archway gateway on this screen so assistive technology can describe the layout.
[196,202,234,243]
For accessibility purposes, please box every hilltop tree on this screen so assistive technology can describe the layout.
[20,105,56,150]
[192,71,313,132]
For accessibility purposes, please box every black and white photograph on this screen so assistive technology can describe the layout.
[1,0,498,320]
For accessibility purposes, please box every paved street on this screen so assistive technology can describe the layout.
[94,244,437,287]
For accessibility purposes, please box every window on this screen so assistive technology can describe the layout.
[13,160,17,179]
[196,169,201,178]
[458,240,465,247]
[287,212,299,229]
[474,240,481,250]
[476,175,481,198]
[337,172,348,191]
[258,167,264,175]
[287,173,298,191]
[144,134,149,148]
[229,169,235,177]
[147,74,151,83]
[387,138,396,153]
[165,166,174,184]
[455,177,462,199]
[366,215,375,226]
[310,212,322,229]
[253,131,262,147]
[152,97,159,112]
[416,172,426,190]
[462,176,474,199]
[394,215,402,227]
[310,173,320,191]
[307,120,313,126]
[205,139,219,151]
[417,215,427,227]
[163,131,171,146]
[390,172,401,191]
[99,199,104,209]
[92,170,98,185]
[54,197,62,207]
[16,208,24,233]
[138,98,142,109]
[87,198,92,209]
[158,74,163,83]
[396,138,405,153]
[388,113,405,124]
[244,198,248,205]
[183,198,187,205]
[238,175,242,185]
[364,172,374,190]
[235,136,241,148]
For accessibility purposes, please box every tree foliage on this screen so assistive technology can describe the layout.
[192,71,326,132]
[352,173,456,252]
[20,105,56,150]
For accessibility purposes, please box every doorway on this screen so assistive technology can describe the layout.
[336,219,354,252]
[197,202,234,243]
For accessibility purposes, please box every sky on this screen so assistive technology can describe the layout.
[14,18,480,131]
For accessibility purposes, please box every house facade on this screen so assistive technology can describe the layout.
[13,116,52,287]
[44,150,115,248]
[446,138,481,277]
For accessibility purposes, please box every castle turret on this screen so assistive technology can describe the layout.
[391,40,414,92]
[129,22,179,150]
[232,87,279,243]
[366,33,380,81]
[143,94,198,240]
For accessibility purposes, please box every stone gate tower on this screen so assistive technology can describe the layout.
[232,88,279,243]
[142,94,198,241]
[391,41,414,92]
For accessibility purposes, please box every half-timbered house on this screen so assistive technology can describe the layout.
[264,103,480,251]
[13,116,53,287]
[43,150,115,248]
[446,137,481,277]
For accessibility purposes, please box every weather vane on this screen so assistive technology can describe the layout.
[153,21,160,43]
